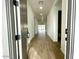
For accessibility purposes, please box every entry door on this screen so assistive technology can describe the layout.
[13,0,27,59]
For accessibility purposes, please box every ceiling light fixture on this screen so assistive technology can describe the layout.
[40,6,43,9]
[39,1,44,10]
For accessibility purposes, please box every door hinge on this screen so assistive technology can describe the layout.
[15,35,20,40]
[13,0,19,6]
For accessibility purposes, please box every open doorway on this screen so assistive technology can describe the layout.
[27,0,64,59]
[3,0,76,59]
[14,0,72,59]
[58,10,62,48]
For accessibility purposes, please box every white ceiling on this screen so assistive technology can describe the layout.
[27,0,62,25]
[28,0,55,20]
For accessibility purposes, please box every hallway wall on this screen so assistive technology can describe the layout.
[27,2,35,45]
[47,0,62,42]
[47,0,68,54]
[34,18,38,35]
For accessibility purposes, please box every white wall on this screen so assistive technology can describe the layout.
[2,0,10,59]
[27,2,35,45]
[47,0,68,54]
[34,18,38,35]
[61,0,68,54]
[47,1,62,42]
[73,0,79,59]
[0,0,2,58]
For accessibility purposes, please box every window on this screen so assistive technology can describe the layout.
[38,25,45,32]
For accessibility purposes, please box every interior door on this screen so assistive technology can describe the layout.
[13,0,27,59]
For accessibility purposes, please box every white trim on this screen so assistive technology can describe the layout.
[66,0,76,59]
[5,0,17,59]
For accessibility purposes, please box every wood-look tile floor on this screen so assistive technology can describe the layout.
[28,32,64,59]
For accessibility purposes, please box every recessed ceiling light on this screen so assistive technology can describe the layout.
[40,6,43,9]
[39,1,44,10]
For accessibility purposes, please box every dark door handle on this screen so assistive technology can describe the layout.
[65,28,68,41]
[65,38,67,41]
[65,29,68,34]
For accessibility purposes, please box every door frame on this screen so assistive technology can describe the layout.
[4,0,76,59]
[66,0,76,59]
[5,0,17,59]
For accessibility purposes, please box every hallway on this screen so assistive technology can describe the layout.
[26,0,66,59]
[28,32,64,59]
[2,0,77,59]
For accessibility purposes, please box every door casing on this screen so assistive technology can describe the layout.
[5,0,17,59]
[66,0,76,59]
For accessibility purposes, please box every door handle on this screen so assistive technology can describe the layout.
[65,28,68,41]
[15,35,21,40]
[26,28,30,38]
[65,29,68,34]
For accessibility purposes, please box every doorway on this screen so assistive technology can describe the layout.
[3,0,76,59]
[38,25,46,33]
[58,10,62,47]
